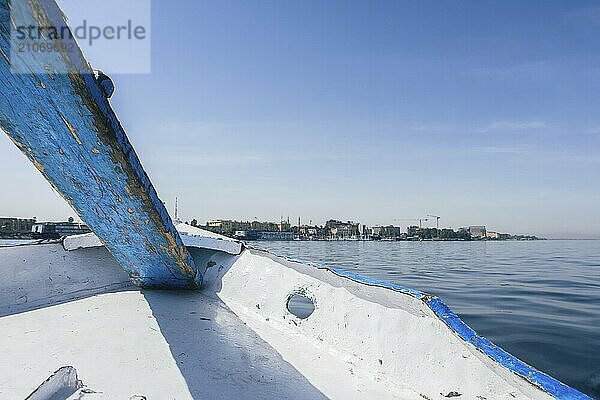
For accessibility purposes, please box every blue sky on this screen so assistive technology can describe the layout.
[1,0,600,237]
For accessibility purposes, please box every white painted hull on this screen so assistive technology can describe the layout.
[0,226,589,399]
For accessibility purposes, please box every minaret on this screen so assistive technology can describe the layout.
[174,197,181,224]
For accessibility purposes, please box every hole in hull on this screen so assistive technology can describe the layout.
[287,293,315,319]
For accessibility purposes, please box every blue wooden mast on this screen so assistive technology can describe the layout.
[0,0,199,288]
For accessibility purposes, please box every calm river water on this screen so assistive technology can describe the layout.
[1,238,598,396]
[259,239,600,398]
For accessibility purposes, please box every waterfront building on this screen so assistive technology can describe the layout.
[278,219,291,232]
[207,219,292,237]
[299,225,318,239]
[0,217,36,237]
[207,220,246,233]
[486,231,500,240]
[372,226,382,237]
[206,219,230,231]
[407,225,420,237]
[258,231,294,241]
[469,226,487,239]
[325,220,359,239]
[234,230,293,241]
[31,221,91,239]
[206,220,253,235]
[250,220,279,232]
[372,225,402,239]
[358,224,372,239]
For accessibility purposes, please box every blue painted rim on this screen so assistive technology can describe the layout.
[253,247,591,400]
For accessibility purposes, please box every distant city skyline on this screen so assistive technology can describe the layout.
[1,0,600,238]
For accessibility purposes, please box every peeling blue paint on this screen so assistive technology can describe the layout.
[258,248,591,400]
[0,0,199,288]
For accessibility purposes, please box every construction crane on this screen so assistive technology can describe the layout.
[427,214,442,239]
[427,215,441,230]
